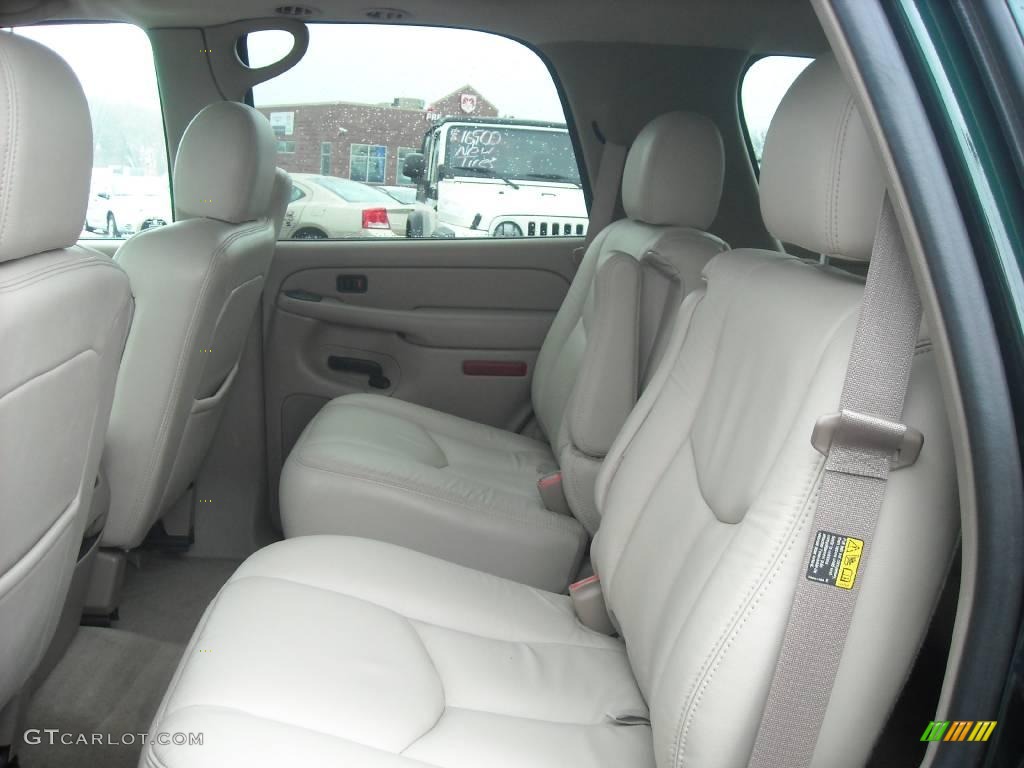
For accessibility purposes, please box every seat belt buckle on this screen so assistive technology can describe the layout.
[569,574,616,635]
[538,471,571,515]
[811,409,923,469]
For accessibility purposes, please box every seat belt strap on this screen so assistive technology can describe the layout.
[749,195,923,768]
[583,140,627,250]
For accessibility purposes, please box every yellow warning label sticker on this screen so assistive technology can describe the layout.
[806,531,865,590]
[836,537,864,590]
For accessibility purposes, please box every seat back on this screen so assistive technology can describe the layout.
[0,35,133,708]
[592,57,959,767]
[102,101,277,549]
[532,112,728,530]
[269,168,294,237]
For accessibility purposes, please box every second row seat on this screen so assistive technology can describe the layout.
[279,111,728,591]
[142,56,960,768]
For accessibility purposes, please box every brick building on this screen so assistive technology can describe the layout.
[258,85,499,187]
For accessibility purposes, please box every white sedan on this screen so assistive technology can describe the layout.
[85,189,171,238]
[281,174,412,239]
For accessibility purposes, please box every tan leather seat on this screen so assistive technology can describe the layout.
[269,168,293,237]
[144,56,958,768]
[280,111,728,591]
[101,102,279,550]
[0,35,133,714]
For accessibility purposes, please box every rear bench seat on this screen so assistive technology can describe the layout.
[143,57,958,768]
[280,111,728,591]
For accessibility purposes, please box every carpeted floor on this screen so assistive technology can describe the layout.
[116,553,241,645]
[19,554,240,768]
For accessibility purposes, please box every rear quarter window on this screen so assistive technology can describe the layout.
[13,23,171,241]
[740,55,813,168]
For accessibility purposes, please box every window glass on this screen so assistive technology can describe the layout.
[350,144,388,184]
[740,55,813,167]
[320,142,333,175]
[251,24,586,240]
[313,176,396,204]
[13,23,171,240]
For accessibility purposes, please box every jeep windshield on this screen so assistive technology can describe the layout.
[443,126,581,185]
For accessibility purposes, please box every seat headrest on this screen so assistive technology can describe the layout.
[759,56,886,261]
[269,168,293,237]
[0,33,92,264]
[622,111,724,230]
[173,101,276,224]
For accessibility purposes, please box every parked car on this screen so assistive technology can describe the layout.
[281,174,412,239]
[84,178,171,237]
[380,185,418,205]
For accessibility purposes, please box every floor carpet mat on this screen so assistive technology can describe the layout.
[19,553,240,768]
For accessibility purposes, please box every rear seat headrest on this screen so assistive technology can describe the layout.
[173,101,276,224]
[0,34,93,263]
[622,111,724,230]
[759,56,886,261]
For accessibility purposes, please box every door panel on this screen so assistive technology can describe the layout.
[263,236,580,523]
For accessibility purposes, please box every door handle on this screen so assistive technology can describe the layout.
[328,356,391,389]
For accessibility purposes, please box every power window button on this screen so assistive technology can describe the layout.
[337,275,368,293]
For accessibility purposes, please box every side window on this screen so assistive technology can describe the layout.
[13,23,171,240]
[250,25,586,240]
[740,55,813,168]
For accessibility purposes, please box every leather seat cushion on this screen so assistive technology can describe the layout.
[143,536,654,768]
[280,394,587,591]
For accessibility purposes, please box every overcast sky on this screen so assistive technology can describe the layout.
[16,22,809,146]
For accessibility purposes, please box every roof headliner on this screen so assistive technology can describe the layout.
[16,0,826,53]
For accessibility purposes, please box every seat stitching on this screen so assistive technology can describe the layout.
[440,704,644,730]
[298,432,449,470]
[0,251,123,292]
[398,620,447,755]
[224,573,624,652]
[0,495,80,599]
[828,96,857,254]
[672,468,823,767]
[608,388,692,585]
[0,43,17,251]
[671,299,863,767]
[325,395,547,451]
[0,347,95,405]
[288,459,583,536]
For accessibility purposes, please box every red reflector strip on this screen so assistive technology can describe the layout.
[570,574,600,592]
[538,472,562,489]
[462,360,528,377]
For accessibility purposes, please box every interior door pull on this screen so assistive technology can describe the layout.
[328,356,390,389]
[283,288,323,302]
